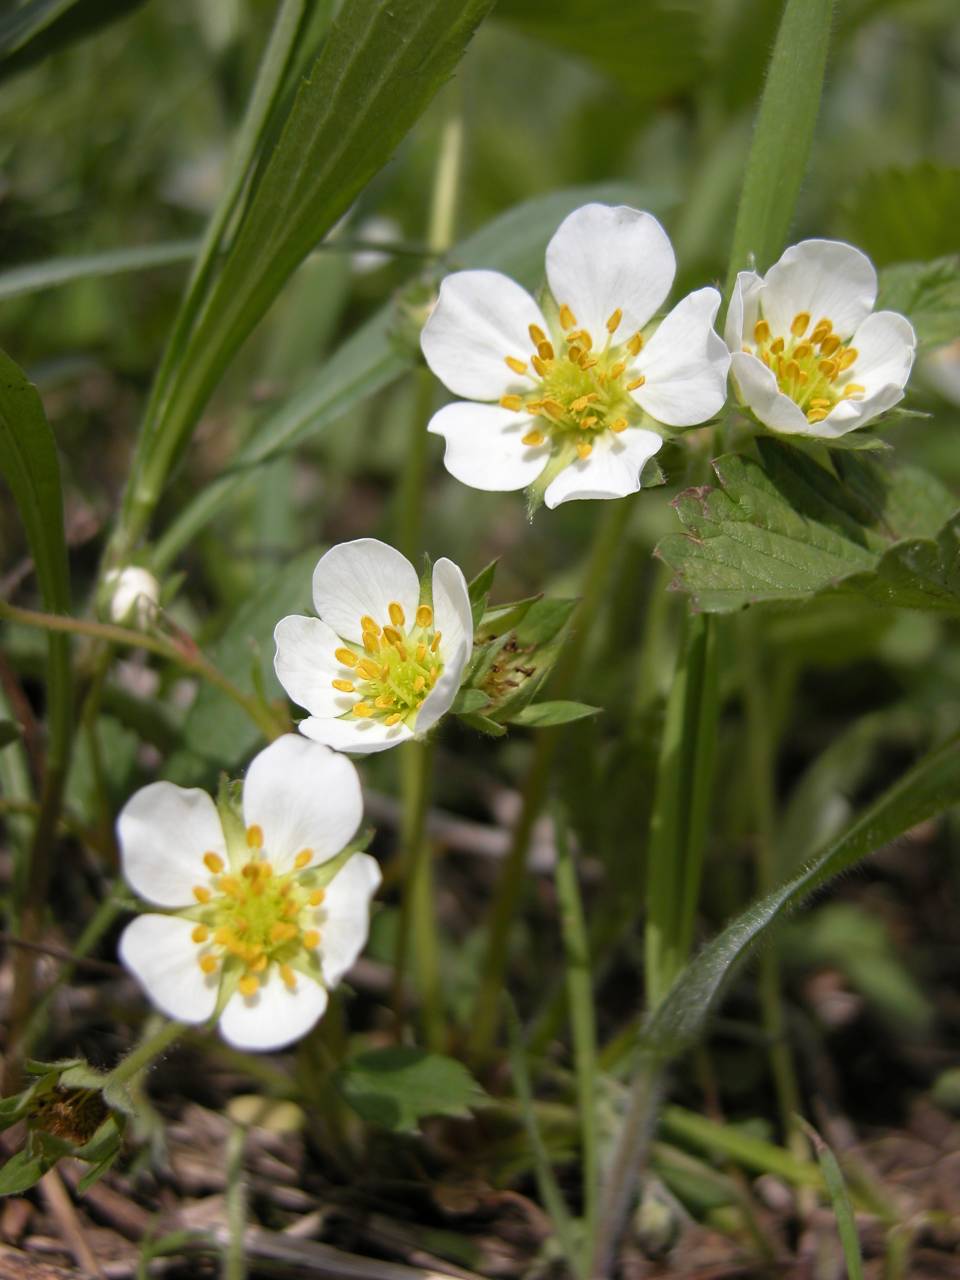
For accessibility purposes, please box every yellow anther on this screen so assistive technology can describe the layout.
[416,643,427,662]
[531,354,549,378]
[576,441,593,460]
[770,337,785,355]
[606,307,623,333]
[295,849,313,869]
[626,375,646,391]
[558,304,576,330]
[416,604,433,627]
[270,921,298,942]
[385,713,402,726]
[309,888,326,906]
[610,417,628,433]
[360,616,380,636]
[838,348,858,370]
[522,429,545,447]
[525,399,543,414]
[191,924,209,944]
[219,875,243,898]
[500,394,523,411]
[809,397,832,408]
[608,360,627,380]
[238,975,259,998]
[541,398,566,420]
[252,953,268,972]
[793,343,812,360]
[193,885,211,903]
[528,323,546,346]
[283,898,299,918]
[791,312,811,337]
[820,334,841,356]
[567,346,582,365]
[352,702,373,717]
[203,851,224,874]
[570,393,598,412]
[380,663,390,680]
[819,359,839,378]
[332,678,355,693]
[627,333,644,356]
[579,355,598,369]
[753,319,771,344]
[375,693,394,708]
[570,329,593,350]
[199,954,218,975]
[806,408,829,423]
[581,415,598,428]
[357,657,380,679]
[784,360,801,381]
[335,647,357,667]
[537,340,555,362]
[811,317,833,338]
[281,964,297,990]
[505,355,528,376]
[431,632,442,652]
[246,824,263,850]
[842,383,865,398]
[414,675,426,692]
[362,632,380,656]
[303,929,320,950]
[382,625,403,646]
[388,601,405,627]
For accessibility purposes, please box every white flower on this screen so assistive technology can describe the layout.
[420,203,730,508]
[105,567,160,629]
[726,239,917,438]
[273,538,472,755]
[118,735,379,1052]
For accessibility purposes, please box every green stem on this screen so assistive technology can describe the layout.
[0,600,285,744]
[224,1122,249,1280]
[553,805,599,1274]
[391,739,437,1038]
[468,499,632,1061]
[105,1018,186,1091]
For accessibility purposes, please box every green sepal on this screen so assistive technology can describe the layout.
[216,773,246,865]
[468,558,498,625]
[451,688,492,716]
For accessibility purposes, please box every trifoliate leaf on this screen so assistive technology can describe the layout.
[334,1048,486,1134]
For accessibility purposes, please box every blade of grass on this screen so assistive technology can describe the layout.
[799,1120,865,1280]
[0,240,198,302]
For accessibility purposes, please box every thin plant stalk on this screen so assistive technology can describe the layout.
[105,1018,187,1091]
[468,498,633,1060]
[553,805,600,1271]
[224,1122,249,1280]
[390,739,437,1035]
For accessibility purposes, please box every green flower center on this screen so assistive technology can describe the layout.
[746,311,865,424]
[500,306,646,460]
[189,832,325,997]
[331,601,443,727]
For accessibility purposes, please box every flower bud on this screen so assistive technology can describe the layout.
[104,567,160,630]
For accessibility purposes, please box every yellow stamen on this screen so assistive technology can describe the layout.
[610,417,627,433]
[431,632,442,652]
[416,605,432,627]
[360,615,380,636]
[838,348,858,370]
[809,397,832,408]
[388,602,405,627]
[531,354,549,378]
[193,885,211,903]
[581,415,598,428]
[375,693,394,708]
[570,330,592,351]
[270,921,298,942]
[606,308,623,333]
[363,632,380,656]
[842,383,865,398]
[281,964,297,990]
[500,394,522,411]
[770,337,785,355]
[303,930,320,950]
[528,323,546,346]
[295,849,312,869]
[793,343,812,360]
[580,355,598,370]
[754,319,771,344]
[238,975,259,998]
[791,312,811,337]
[246,824,263,850]
[785,360,801,381]
[559,304,576,330]
[626,375,645,391]
[335,647,357,667]
[199,955,218,975]
[807,408,829,423]
[310,888,326,906]
[505,356,527,375]
[203,851,224,874]
[567,346,583,364]
[537,340,555,362]
[819,359,839,378]
[541,398,566,421]
[608,360,626,380]
[522,429,545,447]
[252,953,268,972]
[576,441,593,460]
[192,925,209,944]
[385,713,402,726]
[332,678,355,693]
[820,334,841,356]
[627,333,644,356]
[352,702,373,718]
[357,657,380,679]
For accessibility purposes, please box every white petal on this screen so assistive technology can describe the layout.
[119,914,218,1023]
[420,270,547,400]
[724,270,763,350]
[761,240,877,340]
[317,852,381,987]
[848,310,916,396]
[428,402,549,492]
[543,428,663,508]
[118,783,227,908]
[545,204,675,345]
[431,558,473,671]
[417,638,468,734]
[274,614,355,719]
[299,715,414,755]
[730,352,812,434]
[218,966,328,1051]
[805,383,906,438]
[634,288,730,426]
[242,735,362,872]
[312,539,420,645]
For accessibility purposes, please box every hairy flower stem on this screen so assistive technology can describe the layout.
[105,1018,187,1091]
[468,499,633,1061]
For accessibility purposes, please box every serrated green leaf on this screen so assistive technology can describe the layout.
[497,0,702,104]
[840,165,960,267]
[656,439,960,614]
[877,256,960,349]
[641,729,960,1060]
[507,701,601,728]
[335,1048,486,1133]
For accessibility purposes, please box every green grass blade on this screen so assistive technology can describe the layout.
[0,241,197,302]
[724,0,835,296]
[799,1121,865,1280]
[642,729,960,1060]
